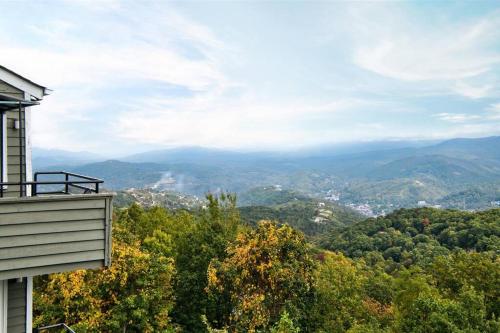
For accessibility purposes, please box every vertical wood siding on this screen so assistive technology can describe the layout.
[4,109,25,198]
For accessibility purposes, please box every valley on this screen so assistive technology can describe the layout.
[35,136,500,217]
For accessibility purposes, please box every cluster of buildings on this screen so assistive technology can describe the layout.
[324,188,340,201]
[312,202,334,224]
[417,200,442,209]
[345,203,377,217]
[124,188,203,210]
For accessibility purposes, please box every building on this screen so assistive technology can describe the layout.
[0,66,113,332]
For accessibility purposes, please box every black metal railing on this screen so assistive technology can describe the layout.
[0,171,103,198]
[34,323,76,333]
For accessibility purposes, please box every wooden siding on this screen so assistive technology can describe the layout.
[0,80,23,100]
[7,279,26,333]
[2,107,26,198]
[0,194,113,280]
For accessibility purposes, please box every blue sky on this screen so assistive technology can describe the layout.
[1,1,499,155]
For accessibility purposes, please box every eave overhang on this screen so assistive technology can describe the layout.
[0,65,50,100]
[0,93,40,111]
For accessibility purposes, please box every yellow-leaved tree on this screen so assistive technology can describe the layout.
[207,221,314,332]
[34,224,177,333]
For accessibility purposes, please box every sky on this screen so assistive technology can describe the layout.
[1,1,500,156]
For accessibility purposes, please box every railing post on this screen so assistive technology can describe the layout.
[65,173,69,194]
[33,172,37,196]
[95,182,99,193]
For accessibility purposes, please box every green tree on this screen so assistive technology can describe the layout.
[309,252,366,332]
[270,311,300,333]
[172,193,240,332]
[393,266,499,333]
[208,221,314,332]
[430,251,500,319]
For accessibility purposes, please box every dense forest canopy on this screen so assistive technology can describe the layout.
[34,196,500,332]
[322,207,500,269]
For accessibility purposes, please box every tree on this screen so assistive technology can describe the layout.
[270,311,300,333]
[34,239,176,332]
[430,251,500,320]
[310,252,392,332]
[393,266,500,333]
[207,221,314,332]
[172,193,240,332]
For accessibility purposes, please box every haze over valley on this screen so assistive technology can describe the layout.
[34,136,500,218]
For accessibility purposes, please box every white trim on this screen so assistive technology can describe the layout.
[1,112,7,187]
[24,92,33,196]
[0,280,7,333]
[26,277,32,333]
[0,68,45,100]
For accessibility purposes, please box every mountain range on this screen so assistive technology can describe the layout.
[32,136,500,213]
[32,148,104,168]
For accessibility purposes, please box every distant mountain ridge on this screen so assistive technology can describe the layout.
[35,136,500,168]
[122,140,439,163]
[32,148,104,169]
[424,136,500,160]
[34,136,500,213]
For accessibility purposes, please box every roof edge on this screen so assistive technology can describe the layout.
[0,65,50,99]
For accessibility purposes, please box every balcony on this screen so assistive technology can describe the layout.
[0,172,113,280]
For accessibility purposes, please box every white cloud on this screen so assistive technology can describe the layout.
[2,2,499,154]
[114,95,367,149]
[61,0,122,11]
[1,46,225,91]
[436,123,500,138]
[0,3,232,152]
[0,1,232,90]
[356,122,384,130]
[487,103,500,120]
[433,113,482,123]
[453,81,494,99]
[351,7,500,98]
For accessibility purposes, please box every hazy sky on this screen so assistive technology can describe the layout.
[1,1,500,155]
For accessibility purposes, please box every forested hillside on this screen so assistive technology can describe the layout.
[33,196,500,332]
[35,136,500,213]
[238,187,363,237]
[113,186,364,237]
[322,207,500,269]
